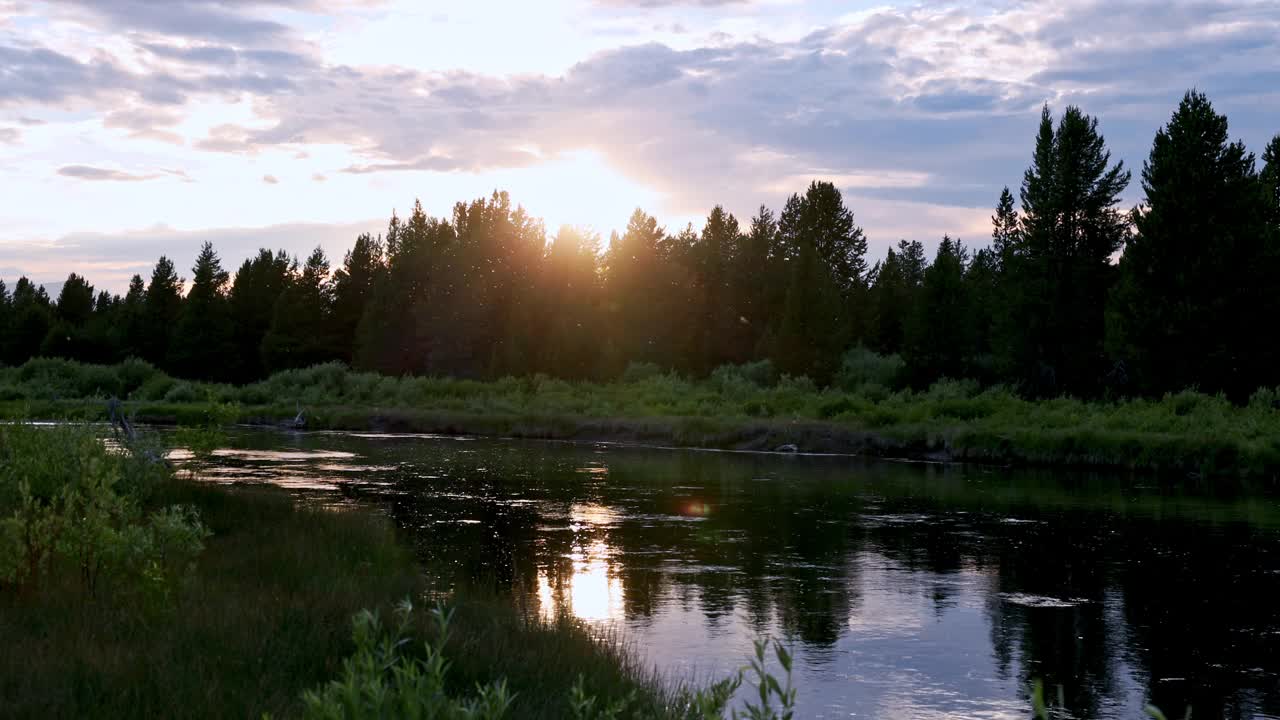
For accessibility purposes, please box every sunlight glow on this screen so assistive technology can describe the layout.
[537,503,625,623]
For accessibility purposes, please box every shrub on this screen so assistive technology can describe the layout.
[134,374,177,401]
[710,360,777,391]
[926,377,981,402]
[621,361,664,383]
[116,357,159,394]
[1249,386,1280,411]
[301,600,513,720]
[0,425,209,605]
[163,381,202,404]
[834,347,904,390]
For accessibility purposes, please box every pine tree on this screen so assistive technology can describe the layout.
[119,275,148,361]
[331,233,385,365]
[963,247,1000,376]
[229,249,292,381]
[603,209,670,370]
[735,205,782,359]
[538,225,604,378]
[1001,105,1130,395]
[170,242,235,380]
[54,273,95,327]
[772,181,870,370]
[867,240,925,355]
[0,280,10,364]
[1109,91,1273,396]
[991,187,1019,270]
[81,290,122,364]
[142,256,184,369]
[770,225,845,380]
[1263,134,1280,225]
[905,236,971,383]
[693,205,740,372]
[355,206,458,376]
[40,273,95,360]
[262,248,335,373]
[5,278,52,365]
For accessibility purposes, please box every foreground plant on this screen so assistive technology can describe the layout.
[300,599,514,720]
[306,600,804,720]
[0,424,209,608]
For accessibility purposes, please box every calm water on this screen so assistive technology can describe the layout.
[187,428,1280,719]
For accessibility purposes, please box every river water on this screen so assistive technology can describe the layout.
[186,428,1280,719]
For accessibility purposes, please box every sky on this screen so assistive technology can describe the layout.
[1,0,1278,293]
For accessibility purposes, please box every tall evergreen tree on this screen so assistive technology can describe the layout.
[990,186,1020,270]
[229,249,292,381]
[734,205,782,359]
[604,209,671,371]
[905,236,971,383]
[142,256,183,369]
[0,280,10,364]
[867,239,926,355]
[261,247,335,373]
[40,273,96,360]
[538,225,604,378]
[80,290,122,364]
[1109,91,1273,396]
[119,275,148,361]
[1000,105,1130,395]
[54,273,95,327]
[331,233,384,365]
[170,242,234,380]
[5,278,52,366]
[770,222,845,380]
[964,247,1000,376]
[693,206,740,372]
[1263,134,1280,225]
[771,181,869,375]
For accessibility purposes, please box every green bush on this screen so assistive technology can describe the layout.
[834,347,904,390]
[710,360,777,391]
[621,361,664,383]
[300,600,513,720]
[163,381,202,404]
[0,425,209,604]
[116,357,160,394]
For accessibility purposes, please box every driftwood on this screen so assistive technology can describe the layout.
[106,397,168,465]
[282,402,306,430]
[106,397,137,443]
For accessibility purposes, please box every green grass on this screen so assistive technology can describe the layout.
[0,424,688,719]
[6,357,1280,479]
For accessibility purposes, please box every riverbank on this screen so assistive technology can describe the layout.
[5,358,1280,479]
[0,425,688,719]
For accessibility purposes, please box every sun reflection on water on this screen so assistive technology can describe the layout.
[537,503,625,622]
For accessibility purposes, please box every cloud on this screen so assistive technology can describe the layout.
[2,219,381,292]
[57,165,164,182]
[0,127,17,143]
[4,0,1279,258]
[45,0,297,44]
[263,174,279,184]
[312,173,326,182]
[594,0,751,6]
[56,165,192,182]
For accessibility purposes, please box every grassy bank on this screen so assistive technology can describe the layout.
[6,357,1280,479]
[0,425,696,719]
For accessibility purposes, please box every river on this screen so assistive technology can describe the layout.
[183,427,1280,719]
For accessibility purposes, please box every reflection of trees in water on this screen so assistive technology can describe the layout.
[328,435,1280,719]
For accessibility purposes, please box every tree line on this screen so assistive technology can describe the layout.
[3,91,1278,399]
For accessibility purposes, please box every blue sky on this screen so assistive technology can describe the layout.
[1,0,1278,292]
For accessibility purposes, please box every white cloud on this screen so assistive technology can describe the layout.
[0,0,1277,286]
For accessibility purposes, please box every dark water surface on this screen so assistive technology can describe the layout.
[186,428,1280,719]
